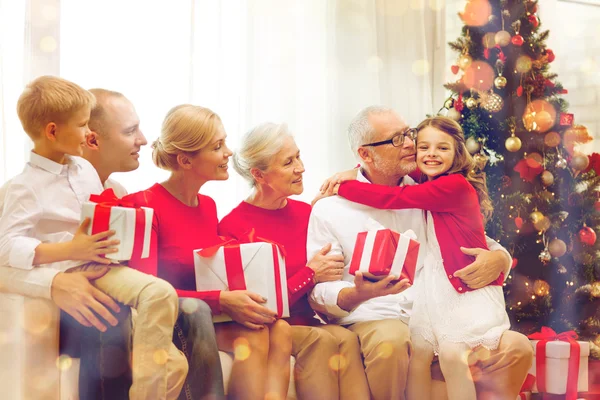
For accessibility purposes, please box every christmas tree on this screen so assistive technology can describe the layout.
[441,0,600,356]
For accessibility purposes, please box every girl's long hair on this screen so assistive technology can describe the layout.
[416,116,494,223]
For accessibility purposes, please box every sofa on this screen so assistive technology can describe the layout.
[0,292,298,400]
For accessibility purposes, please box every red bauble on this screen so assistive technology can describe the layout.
[511,35,524,46]
[528,15,540,28]
[511,258,518,269]
[515,217,524,229]
[579,226,597,246]
[517,86,524,97]
[451,65,460,74]
[545,49,555,63]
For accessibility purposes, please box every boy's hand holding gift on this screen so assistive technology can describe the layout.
[68,217,120,264]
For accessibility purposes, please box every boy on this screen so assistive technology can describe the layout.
[0,76,187,400]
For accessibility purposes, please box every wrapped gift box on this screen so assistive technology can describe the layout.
[529,339,589,395]
[195,241,289,322]
[81,189,153,261]
[349,228,419,284]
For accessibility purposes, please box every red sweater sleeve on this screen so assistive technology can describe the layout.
[338,174,475,213]
[125,191,223,314]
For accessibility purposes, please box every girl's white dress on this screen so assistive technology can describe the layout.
[409,211,511,354]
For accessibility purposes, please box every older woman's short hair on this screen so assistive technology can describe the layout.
[347,105,394,155]
[232,122,292,186]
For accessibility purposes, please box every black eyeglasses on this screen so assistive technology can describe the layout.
[362,128,417,148]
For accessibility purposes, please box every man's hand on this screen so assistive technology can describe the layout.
[337,272,411,311]
[51,268,121,332]
[307,243,345,283]
[69,218,120,264]
[454,247,507,289]
[219,290,277,330]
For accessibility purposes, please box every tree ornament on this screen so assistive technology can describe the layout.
[473,153,489,170]
[466,97,478,109]
[560,113,574,126]
[540,170,554,186]
[480,91,503,113]
[505,135,522,152]
[523,111,536,131]
[451,65,460,75]
[516,86,523,97]
[545,49,555,63]
[511,35,524,46]
[528,15,540,28]
[501,175,512,188]
[495,30,511,47]
[579,226,597,246]
[466,137,481,154]
[533,280,550,296]
[458,54,473,70]
[539,248,552,264]
[570,152,590,171]
[530,211,544,224]
[482,32,497,49]
[447,108,461,121]
[557,264,567,274]
[544,131,561,148]
[444,98,454,109]
[548,239,567,257]
[534,111,555,133]
[538,190,555,202]
[534,217,551,232]
[494,76,507,89]
[556,155,568,169]
[515,217,523,229]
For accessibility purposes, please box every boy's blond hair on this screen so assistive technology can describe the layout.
[17,75,96,140]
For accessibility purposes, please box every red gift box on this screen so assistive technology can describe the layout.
[349,228,419,283]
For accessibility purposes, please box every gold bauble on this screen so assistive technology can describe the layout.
[548,239,567,258]
[505,136,522,152]
[495,30,512,47]
[534,110,555,133]
[534,216,551,232]
[480,92,504,113]
[466,97,478,109]
[570,152,590,171]
[494,76,507,89]
[540,170,554,186]
[530,211,544,224]
[444,98,454,109]
[482,32,497,49]
[466,136,481,154]
[533,280,550,296]
[523,112,536,131]
[458,54,473,70]
[447,108,461,121]
[544,131,561,148]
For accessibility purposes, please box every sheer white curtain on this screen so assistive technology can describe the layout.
[0,0,27,185]
[60,0,441,216]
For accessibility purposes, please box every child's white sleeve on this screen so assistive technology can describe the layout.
[0,182,43,269]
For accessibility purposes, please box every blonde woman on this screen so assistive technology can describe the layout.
[127,105,292,400]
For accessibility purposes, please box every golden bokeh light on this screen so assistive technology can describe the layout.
[153,349,169,365]
[463,61,494,91]
[412,59,430,76]
[56,355,73,371]
[39,36,57,53]
[181,298,200,314]
[377,342,394,359]
[234,337,251,361]
[460,0,492,27]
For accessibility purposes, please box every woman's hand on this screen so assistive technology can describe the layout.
[219,290,277,330]
[307,243,345,283]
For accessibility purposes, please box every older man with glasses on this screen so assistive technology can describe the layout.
[308,106,533,400]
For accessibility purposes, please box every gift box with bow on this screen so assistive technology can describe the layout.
[349,219,419,283]
[527,327,590,399]
[194,234,289,323]
[80,189,153,261]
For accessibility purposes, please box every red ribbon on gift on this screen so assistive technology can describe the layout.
[88,189,146,261]
[527,327,581,400]
[197,231,286,318]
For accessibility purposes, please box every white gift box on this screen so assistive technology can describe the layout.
[81,202,153,261]
[194,242,290,322]
[529,339,590,394]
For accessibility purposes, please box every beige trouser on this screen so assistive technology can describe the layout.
[70,265,188,400]
[347,319,411,400]
[291,324,370,400]
[430,330,534,400]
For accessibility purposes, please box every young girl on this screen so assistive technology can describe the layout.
[328,116,510,400]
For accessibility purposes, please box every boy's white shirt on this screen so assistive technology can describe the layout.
[307,169,512,326]
[0,154,128,299]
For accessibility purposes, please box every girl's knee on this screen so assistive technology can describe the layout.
[269,320,292,353]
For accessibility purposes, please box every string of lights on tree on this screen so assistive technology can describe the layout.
[440,0,600,357]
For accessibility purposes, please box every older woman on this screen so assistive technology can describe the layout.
[127,106,292,400]
[218,123,370,400]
